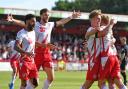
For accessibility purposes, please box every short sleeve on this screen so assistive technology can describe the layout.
[16,31,23,44]
[50,22,55,28]
[87,27,93,32]
[53,22,56,28]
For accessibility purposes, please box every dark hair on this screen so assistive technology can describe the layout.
[89,9,101,20]
[24,14,35,23]
[40,8,49,15]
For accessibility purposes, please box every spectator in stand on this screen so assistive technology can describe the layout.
[1,45,8,59]
[118,37,128,86]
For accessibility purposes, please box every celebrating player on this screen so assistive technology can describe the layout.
[98,15,127,89]
[81,9,103,89]
[14,14,38,89]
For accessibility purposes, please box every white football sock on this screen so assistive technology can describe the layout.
[101,84,108,89]
[25,80,34,89]
[120,85,127,89]
[43,79,51,89]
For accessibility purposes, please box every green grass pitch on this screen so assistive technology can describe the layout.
[0,71,99,89]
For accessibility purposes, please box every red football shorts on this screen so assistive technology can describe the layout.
[99,55,121,80]
[34,52,53,71]
[19,56,38,80]
[86,55,101,81]
[10,56,19,70]
[34,47,53,71]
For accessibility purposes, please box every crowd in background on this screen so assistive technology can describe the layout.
[0,31,88,62]
[0,31,16,60]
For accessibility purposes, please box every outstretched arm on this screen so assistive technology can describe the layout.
[7,14,25,27]
[56,11,81,27]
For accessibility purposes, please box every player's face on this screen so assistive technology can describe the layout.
[41,11,50,23]
[91,15,101,27]
[120,37,126,45]
[26,17,36,31]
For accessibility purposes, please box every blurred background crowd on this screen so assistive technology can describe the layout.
[0,31,88,63]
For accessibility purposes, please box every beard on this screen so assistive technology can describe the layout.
[42,18,48,23]
[27,24,35,31]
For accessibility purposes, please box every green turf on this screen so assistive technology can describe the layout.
[0,71,99,89]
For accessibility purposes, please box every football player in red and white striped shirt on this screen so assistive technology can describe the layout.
[98,15,127,89]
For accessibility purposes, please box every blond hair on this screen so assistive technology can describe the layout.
[89,9,101,20]
[101,14,110,25]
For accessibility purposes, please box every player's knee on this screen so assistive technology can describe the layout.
[21,81,27,87]
[98,82,100,88]
[13,70,17,74]
[48,77,54,83]
[98,82,102,88]
[32,78,38,88]
[98,80,104,88]
[12,67,17,72]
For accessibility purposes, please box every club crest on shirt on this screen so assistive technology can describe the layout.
[39,26,45,32]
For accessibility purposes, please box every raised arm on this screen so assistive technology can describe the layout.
[7,14,25,27]
[56,11,81,27]
[97,19,117,37]
[104,19,117,31]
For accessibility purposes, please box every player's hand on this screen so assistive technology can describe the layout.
[111,37,116,45]
[95,26,101,31]
[25,52,35,57]
[110,19,117,25]
[47,43,57,50]
[7,14,14,22]
[83,39,88,48]
[71,10,81,19]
